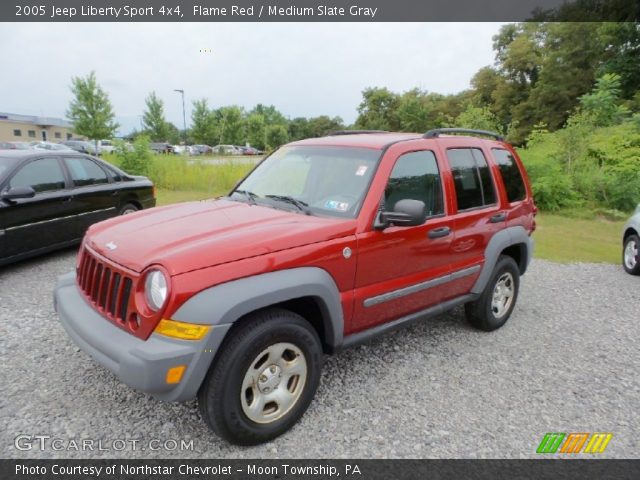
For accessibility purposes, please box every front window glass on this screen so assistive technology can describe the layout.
[232,146,380,218]
[9,158,66,193]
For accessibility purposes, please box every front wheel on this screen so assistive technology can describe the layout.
[622,234,640,275]
[465,255,520,331]
[198,308,322,445]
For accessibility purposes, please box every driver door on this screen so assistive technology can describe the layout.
[351,150,454,331]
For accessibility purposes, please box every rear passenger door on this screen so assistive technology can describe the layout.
[443,147,504,301]
[63,156,118,237]
[491,148,534,231]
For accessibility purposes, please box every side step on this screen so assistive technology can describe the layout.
[340,294,477,350]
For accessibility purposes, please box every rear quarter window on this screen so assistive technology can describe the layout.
[492,149,526,203]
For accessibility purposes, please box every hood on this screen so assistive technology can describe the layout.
[86,198,356,275]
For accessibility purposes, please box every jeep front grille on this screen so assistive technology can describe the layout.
[76,246,136,328]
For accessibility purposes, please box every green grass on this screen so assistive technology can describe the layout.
[533,213,624,264]
[155,189,215,206]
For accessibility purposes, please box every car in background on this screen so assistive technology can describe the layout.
[62,140,99,155]
[149,142,174,154]
[622,205,640,275]
[0,150,156,267]
[30,141,75,151]
[237,146,263,155]
[98,140,116,154]
[192,144,213,155]
[0,141,32,150]
[212,144,242,155]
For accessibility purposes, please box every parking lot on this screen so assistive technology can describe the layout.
[1,250,638,458]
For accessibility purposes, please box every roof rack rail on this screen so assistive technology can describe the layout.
[423,128,504,141]
[328,130,389,136]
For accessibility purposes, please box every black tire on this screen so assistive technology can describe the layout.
[198,308,323,445]
[118,203,138,215]
[465,255,520,331]
[622,234,640,275]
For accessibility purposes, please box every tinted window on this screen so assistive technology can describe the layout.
[64,157,109,186]
[446,148,496,210]
[385,151,443,217]
[492,149,526,202]
[10,158,66,192]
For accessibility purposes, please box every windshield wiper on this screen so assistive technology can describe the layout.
[265,195,311,215]
[233,189,260,205]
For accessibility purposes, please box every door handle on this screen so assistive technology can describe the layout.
[428,226,451,239]
[490,212,506,223]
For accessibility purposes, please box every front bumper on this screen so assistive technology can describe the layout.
[54,272,230,402]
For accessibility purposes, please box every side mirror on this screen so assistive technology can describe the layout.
[2,186,36,200]
[375,199,427,229]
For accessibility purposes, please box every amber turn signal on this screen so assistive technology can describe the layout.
[155,319,211,340]
[166,365,186,384]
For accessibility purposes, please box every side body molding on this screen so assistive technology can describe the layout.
[172,267,345,350]
[471,225,534,294]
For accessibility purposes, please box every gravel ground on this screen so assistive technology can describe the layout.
[1,250,638,459]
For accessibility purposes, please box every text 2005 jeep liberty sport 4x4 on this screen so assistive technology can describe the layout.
[54,129,536,445]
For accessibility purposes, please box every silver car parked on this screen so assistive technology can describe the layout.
[622,205,640,275]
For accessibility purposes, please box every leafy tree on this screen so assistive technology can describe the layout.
[165,122,181,145]
[355,87,401,130]
[66,71,118,150]
[306,116,344,137]
[246,113,266,149]
[455,105,503,133]
[597,22,640,99]
[215,106,244,145]
[396,89,432,132]
[579,73,630,126]
[265,125,289,150]
[288,117,310,140]
[250,104,288,126]
[142,91,169,141]
[190,99,216,145]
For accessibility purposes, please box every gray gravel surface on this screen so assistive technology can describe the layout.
[1,250,638,458]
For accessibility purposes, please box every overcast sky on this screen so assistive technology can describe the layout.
[0,22,504,135]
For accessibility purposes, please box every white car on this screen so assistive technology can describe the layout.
[622,204,640,275]
[30,141,74,151]
[98,140,116,154]
[212,144,243,155]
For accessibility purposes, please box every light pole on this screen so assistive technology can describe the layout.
[174,89,187,153]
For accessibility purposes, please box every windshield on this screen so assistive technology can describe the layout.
[0,157,17,178]
[231,145,381,218]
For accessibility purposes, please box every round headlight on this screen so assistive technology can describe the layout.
[144,270,168,312]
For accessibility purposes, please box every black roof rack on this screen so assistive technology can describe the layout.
[328,130,389,136]
[423,128,504,141]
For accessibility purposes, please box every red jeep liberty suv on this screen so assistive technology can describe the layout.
[54,129,536,445]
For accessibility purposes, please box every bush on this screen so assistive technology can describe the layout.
[113,136,153,176]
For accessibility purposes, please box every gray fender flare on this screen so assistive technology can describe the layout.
[471,226,534,294]
[172,267,345,350]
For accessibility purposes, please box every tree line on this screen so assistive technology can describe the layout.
[67,22,639,151]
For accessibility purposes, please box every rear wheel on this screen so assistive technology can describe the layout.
[118,203,138,215]
[198,308,322,445]
[465,255,520,331]
[623,234,640,275]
